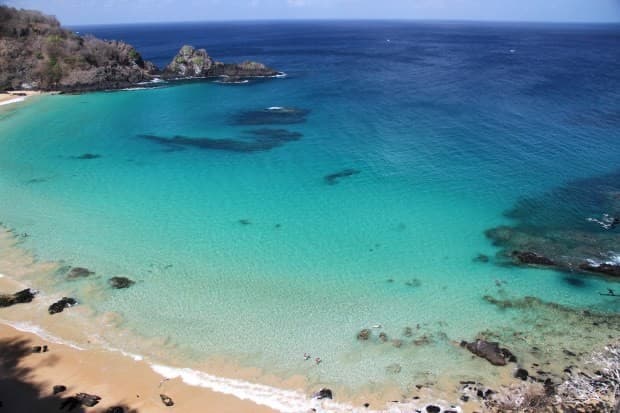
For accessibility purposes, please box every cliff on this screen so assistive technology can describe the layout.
[0,6,155,91]
[0,6,279,92]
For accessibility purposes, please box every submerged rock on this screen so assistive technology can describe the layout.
[579,261,620,277]
[66,267,94,279]
[108,276,135,289]
[312,388,333,400]
[386,363,402,374]
[231,107,310,126]
[461,339,516,366]
[48,297,77,314]
[139,127,302,153]
[324,169,361,185]
[512,251,555,266]
[357,328,371,340]
[0,288,36,307]
[74,153,101,160]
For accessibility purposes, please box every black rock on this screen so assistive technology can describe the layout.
[31,346,42,353]
[48,297,77,315]
[462,339,516,366]
[106,407,125,413]
[363,403,370,408]
[75,393,101,407]
[108,276,135,289]
[0,288,36,307]
[512,251,555,266]
[426,405,441,413]
[160,394,174,407]
[53,385,67,395]
[60,397,80,411]
[563,349,577,357]
[66,267,94,279]
[515,368,529,381]
[460,395,469,402]
[312,388,333,400]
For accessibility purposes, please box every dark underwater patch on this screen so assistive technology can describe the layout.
[485,170,620,280]
[138,128,302,153]
[230,107,309,126]
[324,168,361,185]
[72,153,101,160]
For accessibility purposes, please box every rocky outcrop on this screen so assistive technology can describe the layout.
[1,7,279,92]
[48,297,77,314]
[164,45,213,77]
[461,339,516,366]
[579,261,620,277]
[0,288,36,307]
[164,45,278,79]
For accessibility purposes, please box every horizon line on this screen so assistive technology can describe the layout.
[65,17,620,27]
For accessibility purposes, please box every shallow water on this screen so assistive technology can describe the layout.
[1,21,619,408]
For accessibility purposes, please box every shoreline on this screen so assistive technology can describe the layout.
[0,321,279,413]
[0,91,47,107]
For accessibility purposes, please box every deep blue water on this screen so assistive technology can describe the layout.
[1,21,619,409]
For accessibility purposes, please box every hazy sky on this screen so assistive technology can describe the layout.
[3,0,620,25]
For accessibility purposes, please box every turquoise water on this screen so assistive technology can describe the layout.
[1,21,620,403]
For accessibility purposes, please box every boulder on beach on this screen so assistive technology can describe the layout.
[48,297,77,314]
[0,288,36,307]
[312,388,333,400]
[160,393,174,407]
[461,339,517,366]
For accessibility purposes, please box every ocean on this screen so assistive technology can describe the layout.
[0,20,619,411]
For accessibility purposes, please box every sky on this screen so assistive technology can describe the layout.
[2,0,620,25]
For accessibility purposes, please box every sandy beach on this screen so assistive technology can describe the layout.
[0,322,278,413]
[0,91,45,106]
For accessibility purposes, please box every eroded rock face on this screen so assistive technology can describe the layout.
[165,45,213,77]
[461,339,516,366]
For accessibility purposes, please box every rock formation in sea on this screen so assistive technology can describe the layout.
[163,45,278,79]
[0,6,279,92]
[485,169,620,280]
